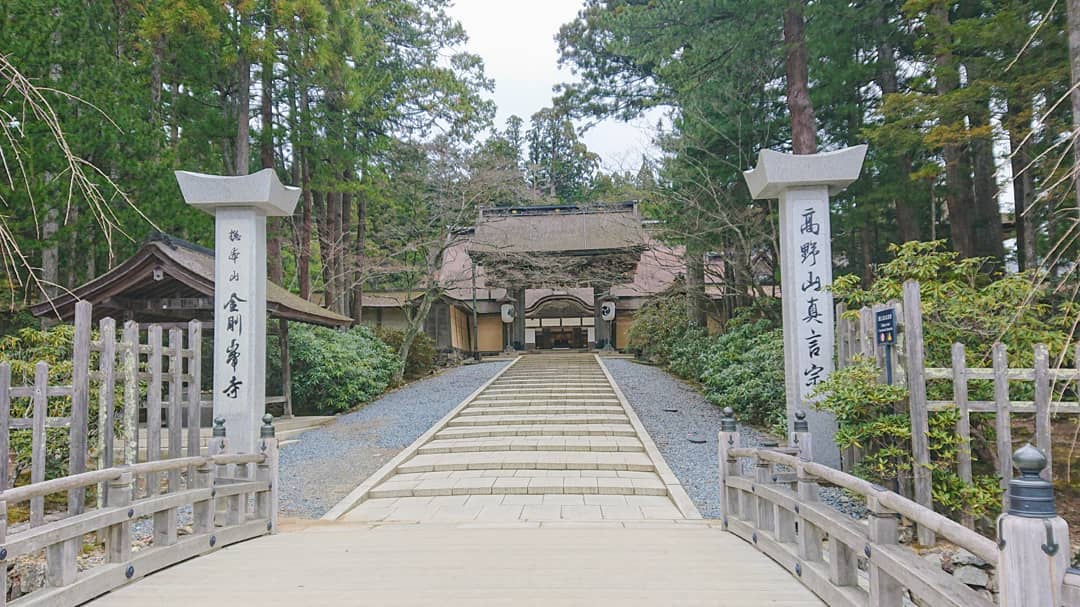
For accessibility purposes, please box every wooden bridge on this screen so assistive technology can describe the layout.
[1,348,1078,605]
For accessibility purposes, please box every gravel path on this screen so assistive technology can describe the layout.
[605,358,867,520]
[278,360,509,518]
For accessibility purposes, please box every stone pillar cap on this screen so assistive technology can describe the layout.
[176,168,301,217]
[743,145,868,200]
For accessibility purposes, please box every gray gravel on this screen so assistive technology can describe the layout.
[605,358,867,520]
[278,360,509,518]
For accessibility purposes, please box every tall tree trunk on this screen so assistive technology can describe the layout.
[684,246,707,328]
[876,17,921,242]
[1007,95,1038,271]
[298,156,313,300]
[261,28,284,286]
[315,191,336,308]
[1066,0,1080,221]
[784,0,816,154]
[932,4,976,257]
[967,65,1005,266]
[351,186,366,322]
[340,185,353,318]
[234,51,251,175]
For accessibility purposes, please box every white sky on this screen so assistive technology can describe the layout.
[446,0,662,174]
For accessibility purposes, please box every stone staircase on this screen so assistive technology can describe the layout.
[338,354,698,523]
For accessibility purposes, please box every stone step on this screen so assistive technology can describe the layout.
[344,494,683,523]
[446,413,629,427]
[481,387,616,394]
[417,436,644,455]
[368,470,667,499]
[469,398,621,406]
[396,450,655,474]
[435,423,638,439]
[458,406,626,417]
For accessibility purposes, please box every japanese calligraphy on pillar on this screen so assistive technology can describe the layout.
[223,229,245,399]
[788,193,834,403]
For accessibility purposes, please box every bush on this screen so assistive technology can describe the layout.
[627,295,786,428]
[811,357,1001,521]
[284,324,401,415]
[373,327,436,379]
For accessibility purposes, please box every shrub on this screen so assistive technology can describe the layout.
[373,327,436,379]
[285,324,401,415]
[812,357,1001,521]
[626,295,786,428]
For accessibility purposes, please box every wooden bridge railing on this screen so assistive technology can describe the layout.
[1,416,279,606]
[719,408,1077,607]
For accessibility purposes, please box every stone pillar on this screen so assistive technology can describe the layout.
[998,444,1071,607]
[175,169,300,454]
[743,146,867,468]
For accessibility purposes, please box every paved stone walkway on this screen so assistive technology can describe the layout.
[333,354,699,523]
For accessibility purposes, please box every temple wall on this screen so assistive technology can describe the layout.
[615,314,634,350]
[477,315,503,352]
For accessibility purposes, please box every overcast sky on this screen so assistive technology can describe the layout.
[446,0,662,174]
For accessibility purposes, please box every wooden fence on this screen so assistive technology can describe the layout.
[0,301,279,604]
[836,280,1080,539]
[719,412,1078,607]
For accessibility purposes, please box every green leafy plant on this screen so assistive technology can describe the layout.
[373,326,436,379]
[283,325,401,415]
[812,356,1001,521]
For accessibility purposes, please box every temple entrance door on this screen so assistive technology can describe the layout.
[535,327,587,350]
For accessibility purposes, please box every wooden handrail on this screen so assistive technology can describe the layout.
[0,453,267,504]
[746,447,997,563]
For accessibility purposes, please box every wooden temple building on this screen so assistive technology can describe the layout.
[30,233,352,416]
[361,202,728,355]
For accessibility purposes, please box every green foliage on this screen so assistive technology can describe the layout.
[285,324,401,415]
[812,357,1001,521]
[624,294,691,364]
[373,326,436,379]
[628,294,785,428]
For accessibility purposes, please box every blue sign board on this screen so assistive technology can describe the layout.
[876,309,896,345]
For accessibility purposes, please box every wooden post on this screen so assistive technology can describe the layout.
[717,407,740,525]
[754,455,774,534]
[192,459,214,535]
[902,280,934,546]
[859,306,874,359]
[146,325,163,494]
[208,417,229,526]
[952,342,974,529]
[30,361,47,527]
[256,414,279,533]
[835,303,849,368]
[186,319,202,458]
[0,500,6,607]
[106,468,133,563]
[994,342,1012,511]
[1033,343,1051,481]
[167,328,183,487]
[997,444,1071,607]
[69,301,91,514]
[794,412,822,563]
[98,317,116,506]
[121,321,139,467]
[0,363,10,492]
[866,495,903,607]
[279,319,293,418]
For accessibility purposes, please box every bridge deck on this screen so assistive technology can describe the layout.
[92,354,822,605]
[94,521,823,605]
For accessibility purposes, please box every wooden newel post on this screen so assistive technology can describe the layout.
[0,499,8,607]
[717,407,740,526]
[793,411,824,564]
[208,416,229,526]
[257,414,279,534]
[997,444,1071,607]
[106,469,133,566]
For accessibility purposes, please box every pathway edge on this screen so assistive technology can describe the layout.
[595,354,703,520]
[321,357,523,520]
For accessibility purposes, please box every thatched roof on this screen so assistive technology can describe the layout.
[469,207,644,255]
[31,234,352,327]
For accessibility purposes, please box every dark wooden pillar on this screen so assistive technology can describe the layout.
[512,286,525,350]
[592,287,608,349]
